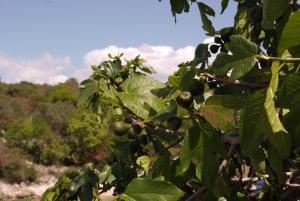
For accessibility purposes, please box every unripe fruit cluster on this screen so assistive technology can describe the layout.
[111,118,148,154]
[176,78,206,108]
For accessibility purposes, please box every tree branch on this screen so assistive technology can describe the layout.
[202,71,268,89]
[258,55,300,62]
[160,136,184,154]
[186,186,208,201]
[285,183,300,189]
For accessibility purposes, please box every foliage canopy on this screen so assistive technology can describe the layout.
[43,0,300,200]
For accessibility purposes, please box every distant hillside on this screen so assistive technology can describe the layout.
[0,79,109,183]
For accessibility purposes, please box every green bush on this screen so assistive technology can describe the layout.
[65,109,108,164]
[40,137,70,165]
[0,144,37,183]
[0,80,109,166]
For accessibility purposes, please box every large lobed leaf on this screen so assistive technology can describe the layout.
[120,178,184,201]
[212,35,258,80]
[78,79,99,106]
[119,75,167,119]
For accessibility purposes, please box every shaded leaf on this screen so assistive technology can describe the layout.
[194,43,211,65]
[278,10,300,56]
[180,119,226,188]
[180,67,196,90]
[239,91,268,156]
[198,2,216,35]
[261,0,288,29]
[278,72,300,108]
[170,0,190,16]
[283,104,300,148]
[221,0,229,14]
[180,126,202,173]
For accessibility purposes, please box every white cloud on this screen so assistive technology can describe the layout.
[0,53,71,84]
[0,44,197,84]
[74,44,195,82]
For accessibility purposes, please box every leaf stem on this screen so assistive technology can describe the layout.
[258,55,300,62]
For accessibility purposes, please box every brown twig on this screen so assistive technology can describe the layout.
[186,186,208,201]
[186,142,238,201]
[160,136,185,154]
[202,71,268,89]
[285,183,300,189]
[221,135,240,145]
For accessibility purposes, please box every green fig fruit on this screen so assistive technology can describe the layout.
[176,91,193,108]
[190,79,204,96]
[112,121,130,136]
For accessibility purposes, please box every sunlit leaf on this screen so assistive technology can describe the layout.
[120,178,184,201]
[119,75,167,119]
[205,95,244,109]
[136,156,152,173]
[212,35,258,80]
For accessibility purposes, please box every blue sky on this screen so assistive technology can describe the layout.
[0,0,236,83]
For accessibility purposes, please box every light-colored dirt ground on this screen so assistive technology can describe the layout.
[0,164,114,201]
